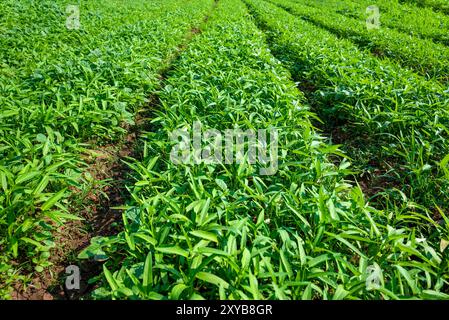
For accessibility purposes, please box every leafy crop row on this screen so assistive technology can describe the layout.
[401,0,449,15]
[270,0,449,82]
[299,0,449,46]
[0,0,213,296]
[247,0,449,214]
[244,0,449,297]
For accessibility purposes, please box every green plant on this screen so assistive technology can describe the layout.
[0,0,214,295]
[300,0,449,46]
[269,0,449,82]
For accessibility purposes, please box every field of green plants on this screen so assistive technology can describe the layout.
[1,0,448,300]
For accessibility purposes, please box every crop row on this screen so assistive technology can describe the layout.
[0,0,213,297]
[245,0,449,297]
[401,0,449,15]
[269,0,449,82]
[79,0,449,300]
[299,0,449,46]
[260,0,449,212]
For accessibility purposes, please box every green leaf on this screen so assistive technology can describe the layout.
[215,178,228,191]
[195,272,229,289]
[171,283,188,299]
[46,211,83,222]
[302,283,312,300]
[280,250,293,278]
[143,252,153,289]
[15,171,41,185]
[189,230,218,243]
[332,285,349,300]
[20,237,44,250]
[134,233,157,246]
[33,175,50,195]
[421,290,449,300]
[103,265,119,291]
[41,188,67,211]
[0,172,8,192]
[396,265,418,295]
[241,248,251,270]
[156,246,189,258]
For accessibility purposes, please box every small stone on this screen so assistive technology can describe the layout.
[43,292,53,300]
